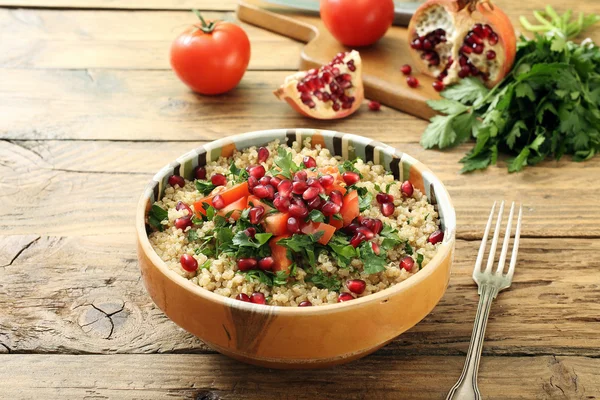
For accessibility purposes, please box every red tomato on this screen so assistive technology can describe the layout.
[320,0,395,47]
[194,182,250,216]
[216,196,248,221]
[340,190,359,226]
[300,222,336,245]
[270,236,293,273]
[263,212,290,237]
[170,12,251,95]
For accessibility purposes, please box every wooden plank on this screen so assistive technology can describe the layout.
[0,0,238,9]
[0,9,302,70]
[1,139,599,238]
[0,354,597,399]
[1,231,599,355]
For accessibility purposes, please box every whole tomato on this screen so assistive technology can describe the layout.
[170,11,251,95]
[320,0,395,47]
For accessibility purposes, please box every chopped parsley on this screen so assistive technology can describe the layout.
[416,253,424,270]
[232,231,273,248]
[359,241,387,274]
[148,204,168,231]
[187,229,200,242]
[358,192,373,212]
[327,233,358,269]
[199,259,212,270]
[242,269,292,287]
[195,180,216,195]
[271,147,301,179]
[229,161,249,183]
[337,159,362,177]
[307,270,342,291]
[308,209,326,222]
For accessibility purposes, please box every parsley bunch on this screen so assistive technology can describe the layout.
[421,9,600,173]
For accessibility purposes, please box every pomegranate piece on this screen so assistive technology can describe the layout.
[294,170,308,182]
[174,216,192,230]
[432,80,445,92]
[406,76,419,88]
[180,254,198,272]
[258,256,275,271]
[211,173,227,186]
[368,100,381,111]
[194,167,206,180]
[407,0,516,88]
[253,185,271,199]
[303,156,317,168]
[321,201,341,217]
[428,229,444,244]
[243,227,256,238]
[292,181,308,195]
[338,293,355,302]
[168,175,185,188]
[236,293,251,302]
[302,186,320,201]
[381,202,395,217]
[319,174,335,188]
[400,64,412,75]
[401,180,414,197]
[371,241,381,255]
[176,201,192,215]
[350,232,366,248]
[237,258,258,271]
[376,192,393,204]
[298,301,313,307]
[400,256,415,271]
[270,176,282,187]
[286,217,300,233]
[342,171,360,185]
[356,226,374,240]
[277,179,293,198]
[307,196,322,210]
[273,195,291,212]
[329,190,344,207]
[346,279,366,294]
[248,165,266,179]
[274,50,364,120]
[288,204,308,219]
[250,292,266,305]
[257,147,269,163]
[249,206,265,224]
[212,195,225,210]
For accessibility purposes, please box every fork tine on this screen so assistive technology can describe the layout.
[484,201,505,274]
[506,205,523,281]
[495,202,515,275]
[473,201,497,273]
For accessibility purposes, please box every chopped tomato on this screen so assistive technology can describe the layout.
[340,190,359,226]
[194,182,249,216]
[247,195,274,213]
[325,183,347,196]
[217,196,248,221]
[270,235,293,273]
[329,217,344,230]
[263,212,289,236]
[301,222,336,244]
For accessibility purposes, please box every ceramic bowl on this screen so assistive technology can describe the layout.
[136,128,456,369]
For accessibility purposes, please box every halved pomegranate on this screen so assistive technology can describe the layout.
[407,0,516,87]
[274,50,364,119]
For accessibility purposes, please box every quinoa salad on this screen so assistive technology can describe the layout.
[147,140,444,307]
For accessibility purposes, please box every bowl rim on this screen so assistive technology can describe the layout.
[136,128,456,315]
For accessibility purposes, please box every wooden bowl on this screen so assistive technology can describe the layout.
[136,128,456,369]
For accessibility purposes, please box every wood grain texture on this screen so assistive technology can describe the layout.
[2,139,599,238]
[0,9,302,70]
[0,354,598,399]
[1,232,599,356]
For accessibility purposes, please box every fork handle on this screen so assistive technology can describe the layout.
[446,284,498,400]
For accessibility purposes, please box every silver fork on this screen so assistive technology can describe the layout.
[446,201,523,400]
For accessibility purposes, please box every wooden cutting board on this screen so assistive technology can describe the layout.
[237,0,439,120]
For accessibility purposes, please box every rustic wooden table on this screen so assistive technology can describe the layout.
[1,0,599,398]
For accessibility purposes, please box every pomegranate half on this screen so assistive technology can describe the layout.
[407,0,516,87]
[274,50,364,119]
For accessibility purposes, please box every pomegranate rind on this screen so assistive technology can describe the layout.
[274,50,364,120]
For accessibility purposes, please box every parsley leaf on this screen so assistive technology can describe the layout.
[416,253,424,270]
[229,161,249,183]
[308,209,325,222]
[358,192,373,212]
[232,231,273,248]
[273,147,300,179]
[148,205,168,231]
[359,241,387,274]
[187,229,200,242]
[195,180,216,195]
[307,270,342,291]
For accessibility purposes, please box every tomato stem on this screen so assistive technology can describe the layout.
[192,9,216,33]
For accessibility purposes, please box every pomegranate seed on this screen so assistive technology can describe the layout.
[368,100,381,111]
[294,170,308,181]
[332,103,340,111]
[338,293,355,302]
[298,301,313,307]
[428,229,444,244]
[258,256,275,271]
[458,69,469,79]
[212,195,225,210]
[277,179,293,197]
[257,147,269,163]
[473,43,484,54]
[292,181,308,195]
[342,171,360,185]
[461,44,473,54]
[321,201,341,217]
[469,32,483,45]
[410,38,422,50]
[381,202,395,217]
[429,56,440,67]
[307,196,322,210]
[270,176,282,187]
[330,190,343,207]
[459,55,468,66]
[346,222,360,234]
[346,279,366,294]
[302,156,317,168]
[288,204,308,219]
[175,216,192,230]
[302,186,320,201]
[176,201,192,215]
[401,181,414,197]
[237,258,258,271]
[472,23,484,37]
[253,185,270,199]
[350,232,366,248]
[211,173,226,186]
[194,167,206,180]
[372,219,383,235]
[273,195,291,212]
[168,175,185,188]
[488,32,499,45]
[360,217,376,231]
[180,254,198,272]
[319,174,334,187]
[433,81,445,92]
[248,176,258,188]
[266,185,275,200]
[400,256,415,271]
[406,76,419,88]
[236,293,251,302]
[258,176,271,186]
[307,177,317,186]
[251,292,266,305]
[249,206,265,224]
[244,227,256,238]
[248,165,266,179]
[486,50,496,60]
[470,64,479,75]
[447,56,454,66]
[461,64,471,75]
[376,192,391,204]
[347,62,356,72]
[287,217,300,233]
[371,241,381,255]
[422,39,433,50]
[356,226,374,240]
[482,24,493,38]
